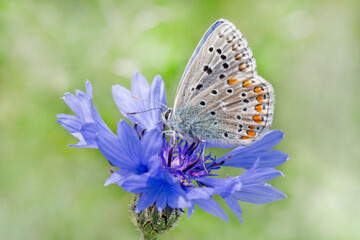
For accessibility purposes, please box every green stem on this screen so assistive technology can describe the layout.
[140,232,158,240]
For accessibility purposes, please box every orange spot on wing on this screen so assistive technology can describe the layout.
[247,130,255,137]
[227,78,239,85]
[239,63,246,72]
[249,125,255,130]
[255,104,262,113]
[243,79,252,87]
[252,115,262,124]
[256,95,263,102]
[241,136,250,140]
[254,86,263,93]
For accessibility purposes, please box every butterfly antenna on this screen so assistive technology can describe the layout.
[127,107,163,115]
[155,120,162,127]
[131,96,167,109]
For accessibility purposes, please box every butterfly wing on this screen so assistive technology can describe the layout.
[189,75,274,145]
[173,19,274,145]
[173,19,257,111]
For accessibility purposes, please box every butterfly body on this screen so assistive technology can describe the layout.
[161,19,275,146]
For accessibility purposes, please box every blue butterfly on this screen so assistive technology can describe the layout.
[161,19,274,147]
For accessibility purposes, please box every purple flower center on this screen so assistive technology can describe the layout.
[160,140,214,186]
[134,123,222,186]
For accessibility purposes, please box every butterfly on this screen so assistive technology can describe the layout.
[160,19,274,147]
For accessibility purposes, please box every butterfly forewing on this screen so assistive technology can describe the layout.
[174,19,257,111]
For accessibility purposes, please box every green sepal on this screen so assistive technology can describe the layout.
[130,194,182,240]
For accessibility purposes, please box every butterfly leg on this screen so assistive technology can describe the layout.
[162,130,176,146]
[171,131,176,146]
[199,140,209,174]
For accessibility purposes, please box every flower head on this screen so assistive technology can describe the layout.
[57,72,289,224]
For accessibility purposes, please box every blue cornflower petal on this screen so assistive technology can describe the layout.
[140,129,163,168]
[155,191,167,211]
[117,172,149,193]
[57,81,112,148]
[186,187,230,221]
[116,121,142,166]
[131,71,151,100]
[190,198,230,222]
[165,185,191,211]
[228,161,286,205]
[207,161,285,222]
[57,114,92,147]
[195,177,242,198]
[79,123,98,147]
[150,75,167,119]
[222,150,288,169]
[97,120,162,173]
[63,81,93,121]
[217,130,289,169]
[118,167,191,212]
[240,167,284,184]
[104,169,131,186]
[112,72,166,130]
[187,205,195,218]
[57,114,83,134]
[137,193,158,213]
[224,196,243,223]
[96,122,136,170]
[187,187,214,200]
[231,184,286,204]
[245,130,284,151]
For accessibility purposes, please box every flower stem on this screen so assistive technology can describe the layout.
[140,232,158,240]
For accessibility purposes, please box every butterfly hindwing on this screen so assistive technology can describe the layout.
[189,75,274,145]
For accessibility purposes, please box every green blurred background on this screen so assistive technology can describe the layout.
[1,0,359,239]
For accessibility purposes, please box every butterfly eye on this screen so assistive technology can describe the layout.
[164,109,172,120]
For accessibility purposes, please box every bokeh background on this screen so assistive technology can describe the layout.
[1,0,359,239]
